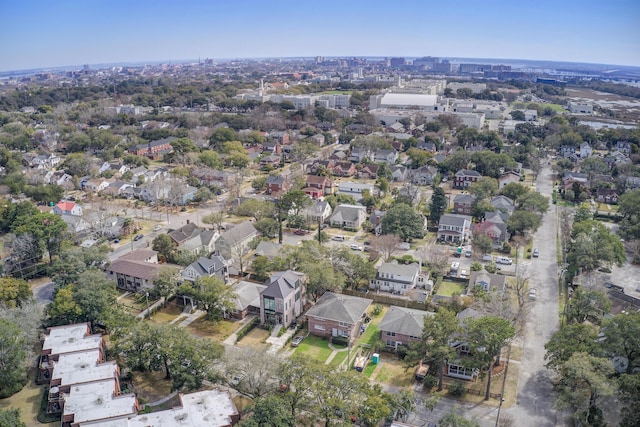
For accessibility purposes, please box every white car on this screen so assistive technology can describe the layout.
[460,270,468,279]
[350,244,363,251]
[529,288,537,299]
[153,225,162,231]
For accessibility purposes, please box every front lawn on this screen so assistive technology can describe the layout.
[185,317,238,341]
[436,281,466,297]
[236,328,271,352]
[372,356,414,387]
[293,335,333,362]
[149,302,183,324]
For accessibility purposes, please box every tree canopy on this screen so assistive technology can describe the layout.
[381,203,425,241]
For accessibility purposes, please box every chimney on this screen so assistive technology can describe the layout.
[186,219,190,224]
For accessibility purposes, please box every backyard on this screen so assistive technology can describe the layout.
[149,302,184,324]
[435,281,466,297]
[185,317,238,341]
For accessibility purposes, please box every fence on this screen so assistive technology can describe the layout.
[341,289,434,312]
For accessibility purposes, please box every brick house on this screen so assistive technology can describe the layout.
[454,169,481,188]
[128,137,175,159]
[306,292,372,341]
[303,174,333,198]
[358,164,379,179]
[453,194,476,215]
[378,306,434,351]
[333,161,356,177]
[595,188,619,204]
[266,174,289,195]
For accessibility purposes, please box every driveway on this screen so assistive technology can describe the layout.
[503,166,563,425]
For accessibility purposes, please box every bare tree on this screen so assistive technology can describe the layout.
[230,240,253,276]
[370,234,401,262]
[419,240,449,278]
[202,211,225,231]
[223,348,282,399]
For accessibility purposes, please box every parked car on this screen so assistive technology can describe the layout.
[153,225,162,231]
[532,248,539,258]
[465,248,472,257]
[294,229,307,235]
[291,336,304,347]
[460,270,468,279]
[496,256,513,265]
[481,254,493,262]
[350,244,363,251]
[332,235,346,241]
[529,288,537,299]
[134,234,144,241]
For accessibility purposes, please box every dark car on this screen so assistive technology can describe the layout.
[294,229,307,235]
[134,234,144,241]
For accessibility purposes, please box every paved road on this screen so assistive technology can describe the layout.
[503,166,562,426]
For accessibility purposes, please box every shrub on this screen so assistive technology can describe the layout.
[484,262,498,274]
[470,262,482,272]
[372,304,383,316]
[448,381,467,397]
[236,317,259,341]
[423,375,438,390]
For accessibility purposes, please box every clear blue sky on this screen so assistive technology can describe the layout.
[1,0,638,71]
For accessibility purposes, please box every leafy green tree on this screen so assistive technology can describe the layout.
[619,373,640,427]
[240,395,296,427]
[407,147,432,168]
[170,137,198,155]
[0,277,31,308]
[279,190,312,218]
[430,187,447,224]
[62,152,92,176]
[178,276,236,321]
[0,407,26,427]
[252,176,268,191]
[468,177,498,200]
[472,234,494,257]
[381,203,425,240]
[601,312,640,374]
[153,266,180,305]
[235,199,275,221]
[568,220,625,274]
[544,324,602,371]
[566,288,612,325]
[408,309,460,391]
[507,210,542,236]
[0,319,27,398]
[198,150,223,169]
[510,110,525,121]
[152,234,176,262]
[516,191,549,214]
[13,212,67,264]
[618,188,640,239]
[47,285,82,325]
[439,411,481,427]
[209,127,237,149]
[553,352,614,426]
[465,316,515,400]
[227,151,250,168]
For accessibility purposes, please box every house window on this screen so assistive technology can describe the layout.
[339,322,349,327]
[314,324,325,331]
[386,331,396,337]
[264,297,275,312]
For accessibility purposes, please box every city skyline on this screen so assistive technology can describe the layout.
[1,0,639,72]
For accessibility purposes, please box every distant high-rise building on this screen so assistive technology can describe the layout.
[390,57,406,67]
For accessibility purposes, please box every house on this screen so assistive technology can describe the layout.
[579,142,592,159]
[562,171,590,191]
[254,241,283,260]
[467,271,506,294]
[191,167,237,187]
[61,378,138,426]
[615,141,632,154]
[490,195,516,216]
[215,221,259,259]
[269,131,290,145]
[266,174,289,195]
[524,109,538,121]
[168,222,218,255]
[53,201,83,216]
[230,280,266,319]
[454,170,481,188]
[474,212,509,247]
[378,306,434,350]
[104,249,178,292]
[358,164,379,179]
[390,165,410,182]
[306,292,372,341]
[260,270,306,328]
[337,181,375,201]
[595,188,619,204]
[260,154,282,169]
[369,209,385,235]
[128,136,175,159]
[374,149,399,165]
[101,180,134,197]
[303,174,333,198]
[330,204,368,229]
[498,171,521,189]
[369,262,429,295]
[626,176,640,190]
[417,141,437,154]
[349,147,372,163]
[437,213,472,243]
[262,141,282,154]
[41,323,104,360]
[446,308,485,380]
[309,159,335,175]
[453,194,476,215]
[181,255,229,283]
[83,178,110,192]
[305,199,333,224]
[333,161,356,177]
[412,165,438,186]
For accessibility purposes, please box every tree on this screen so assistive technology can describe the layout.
[280,189,312,219]
[516,191,549,215]
[618,188,640,239]
[409,309,460,392]
[430,187,447,224]
[544,324,602,372]
[566,288,612,325]
[619,373,640,427]
[251,256,272,282]
[170,137,198,156]
[568,220,625,274]
[240,395,296,427]
[601,312,640,374]
[381,203,425,241]
[465,316,515,400]
[234,199,275,222]
[439,411,482,427]
[468,177,499,200]
[407,147,431,168]
[471,234,493,257]
[507,210,542,236]
[152,233,176,262]
[47,285,82,325]
[0,277,31,308]
[510,110,525,121]
[553,352,615,425]
[13,212,67,265]
[252,176,268,191]
[198,150,223,169]
[178,276,236,321]
[225,348,281,399]
[370,234,401,262]
[202,211,224,231]
[62,152,92,176]
[153,266,180,305]
[0,319,27,398]
[0,407,26,427]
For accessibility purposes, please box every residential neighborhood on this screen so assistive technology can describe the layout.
[1,48,640,427]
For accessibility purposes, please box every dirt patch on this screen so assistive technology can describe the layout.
[235,327,271,352]
[131,370,173,405]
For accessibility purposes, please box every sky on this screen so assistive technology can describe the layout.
[0,0,639,71]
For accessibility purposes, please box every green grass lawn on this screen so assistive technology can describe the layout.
[436,281,466,297]
[185,317,238,341]
[293,335,333,362]
[362,362,376,377]
[328,350,348,367]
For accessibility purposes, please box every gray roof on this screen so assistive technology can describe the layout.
[377,262,420,278]
[454,194,476,204]
[261,270,305,299]
[456,307,484,323]
[378,306,434,337]
[331,204,365,223]
[306,292,372,324]
[233,281,267,311]
[439,213,472,227]
[182,255,226,278]
[254,241,283,259]
[456,169,481,177]
[218,221,258,246]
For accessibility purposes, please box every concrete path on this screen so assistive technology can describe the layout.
[222,315,257,346]
[266,327,296,355]
[145,390,178,407]
[178,309,205,327]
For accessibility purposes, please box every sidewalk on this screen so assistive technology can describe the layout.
[222,315,257,346]
[266,327,297,355]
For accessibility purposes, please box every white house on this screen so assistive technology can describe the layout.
[53,201,83,216]
[437,214,472,243]
[329,204,367,229]
[369,262,428,295]
[579,142,592,159]
[337,181,375,202]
